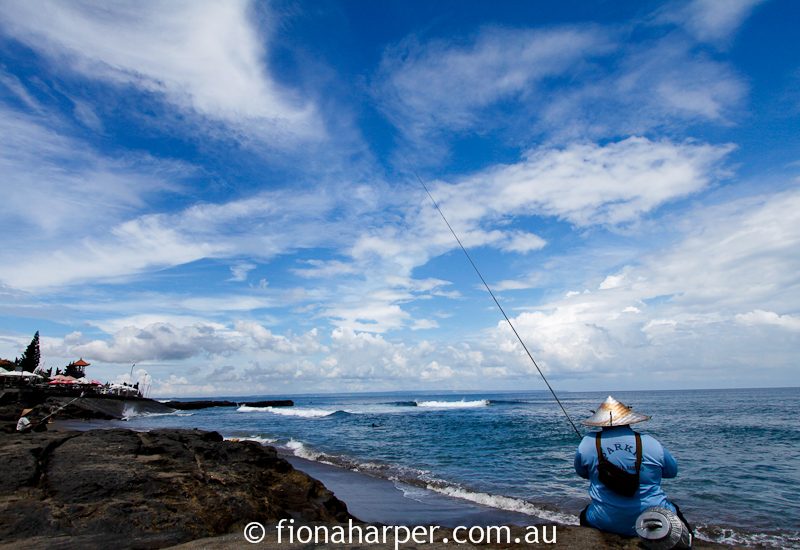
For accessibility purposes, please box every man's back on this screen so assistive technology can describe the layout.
[575,425,678,535]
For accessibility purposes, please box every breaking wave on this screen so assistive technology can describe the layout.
[426,485,579,525]
[414,399,489,409]
[285,439,326,461]
[121,406,193,420]
[279,437,575,525]
[694,524,800,548]
[236,405,340,418]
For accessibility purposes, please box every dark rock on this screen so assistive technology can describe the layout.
[160,400,238,410]
[162,399,294,410]
[243,400,294,408]
[0,390,175,422]
[0,428,352,548]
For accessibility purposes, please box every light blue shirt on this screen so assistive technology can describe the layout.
[574,425,678,536]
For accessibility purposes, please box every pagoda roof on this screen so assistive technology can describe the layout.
[72,358,90,367]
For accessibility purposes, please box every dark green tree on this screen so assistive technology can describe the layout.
[19,331,40,373]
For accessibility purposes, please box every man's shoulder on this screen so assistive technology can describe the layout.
[636,432,668,460]
[578,431,599,451]
[637,432,662,446]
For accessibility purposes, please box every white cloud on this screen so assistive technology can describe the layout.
[291,259,359,279]
[0,215,220,289]
[438,137,733,227]
[0,109,185,238]
[377,23,746,149]
[62,319,324,363]
[69,322,241,363]
[301,137,732,332]
[325,301,411,334]
[500,231,547,254]
[420,361,455,381]
[411,319,439,331]
[88,314,225,334]
[0,0,321,141]
[342,137,730,299]
[229,262,256,282]
[538,37,746,139]
[0,70,41,111]
[493,277,541,292]
[659,0,766,44]
[735,310,800,332]
[178,295,276,312]
[376,26,611,138]
[0,180,363,290]
[599,273,627,290]
[492,188,800,377]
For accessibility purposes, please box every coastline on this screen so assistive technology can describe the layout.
[282,453,542,527]
[0,421,732,549]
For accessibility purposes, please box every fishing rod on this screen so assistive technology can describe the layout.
[39,391,87,424]
[413,172,582,439]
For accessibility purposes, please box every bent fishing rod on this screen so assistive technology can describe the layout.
[413,172,582,439]
[39,391,87,424]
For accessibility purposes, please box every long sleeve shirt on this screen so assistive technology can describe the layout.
[574,425,678,536]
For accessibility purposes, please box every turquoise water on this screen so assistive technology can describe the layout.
[126,387,800,547]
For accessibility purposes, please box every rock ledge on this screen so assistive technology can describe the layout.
[0,428,351,549]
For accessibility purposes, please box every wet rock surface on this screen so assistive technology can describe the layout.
[0,428,352,549]
[161,399,294,410]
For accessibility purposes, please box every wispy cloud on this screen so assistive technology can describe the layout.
[656,0,766,45]
[0,69,42,111]
[229,262,256,282]
[0,177,363,289]
[376,22,747,153]
[0,0,322,142]
[376,26,611,139]
[438,137,734,226]
[0,108,186,239]
[291,259,359,279]
[375,28,613,151]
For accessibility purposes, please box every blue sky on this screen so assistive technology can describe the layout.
[0,0,798,396]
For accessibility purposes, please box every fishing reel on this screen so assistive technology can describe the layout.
[635,507,693,550]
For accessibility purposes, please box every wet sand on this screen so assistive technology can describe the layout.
[284,454,544,527]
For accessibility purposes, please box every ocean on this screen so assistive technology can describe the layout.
[123,387,800,548]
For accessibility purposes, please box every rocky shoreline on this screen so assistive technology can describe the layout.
[0,388,297,425]
[0,425,731,549]
[0,427,350,549]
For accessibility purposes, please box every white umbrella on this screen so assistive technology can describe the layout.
[0,371,42,378]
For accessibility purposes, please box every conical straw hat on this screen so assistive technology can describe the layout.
[582,396,650,427]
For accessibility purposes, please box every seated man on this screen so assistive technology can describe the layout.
[16,408,47,433]
[574,396,684,536]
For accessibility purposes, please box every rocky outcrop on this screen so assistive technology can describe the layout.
[0,428,351,549]
[0,390,176,426]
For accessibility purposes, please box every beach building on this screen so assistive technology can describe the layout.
[64,358,90,379]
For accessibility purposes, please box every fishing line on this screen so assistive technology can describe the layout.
[413,171,582,439]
